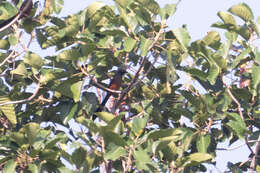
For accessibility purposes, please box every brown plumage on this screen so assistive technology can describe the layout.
[93,68,126,119]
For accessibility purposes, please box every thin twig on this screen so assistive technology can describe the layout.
[114,20,166,110]
[249,135,260,172]
[80,65,121,94]
[0,49,16,67]
[222,76,244,120]
[0,83,41,106]
[216,139,260,151]
[0,0,33,32]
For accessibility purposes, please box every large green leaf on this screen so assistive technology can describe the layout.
[28,164,40,173]
[23,123,40,145]
[133,149,151,171]
[172,27,190,52]
[140,36,153,56]
[0,39,10,50]
[102,131,126,147]
[57,49,81,61]
[226,113,248,139]
[0,96,17,125]
[202,31,221,50]
[228,3,254,22]
[132,115,148,137]
[251,65,260,96]
[24,52,44,69]
[196,133,210,153]
[217,11,237,26]
[104,146,127,161]
[123,37,137,52]
[160,4,177,20]
[3,159,17,173]
[188,153,212,162]
[70,81,83,102]
[52,0,64,14]
[11,63,28,76]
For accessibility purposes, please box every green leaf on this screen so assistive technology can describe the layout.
[207,62,220,85]
[114,0,133,8]
[70,81,83,102]
[228,3,254,22]
[0,96,17,125]
[54,77,81,98]
[8,34,18,46]
[87,2,106,18]
[196,133,210,153]
[231,48,251,68]
[217,11,237,26]
[3,159,17,173]
[132,115,148,136]
[0,2,18,20]
[76,116,99,133]
[57,167,74,173]
[0,39,10,50]
[188,153,212,162]
[133,149,151,171]
[11,63,28,76]
[28,164,40,173]
[226,113,247,139]
[63,103,78,125]
[123,37,137,52]
[160,4,177,20]
[52,0,64,14]
[10,132,27,146]
[104,146,127,161]
[95,112,115,122]
[140,36,153,57]
[251,65,260,96]
[24,52,44,69]
[103,131,126,146]
[72,147,86,168]
[202,31,221,50]
[23,123,40,145]
[172,27,190,52]
[57,49,81,61]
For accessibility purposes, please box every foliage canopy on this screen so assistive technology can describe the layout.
[0,0,259,172]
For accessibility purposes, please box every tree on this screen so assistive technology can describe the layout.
[0,0,259,172]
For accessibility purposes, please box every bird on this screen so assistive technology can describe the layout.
[0,0,33,31]
[93,68,126,120]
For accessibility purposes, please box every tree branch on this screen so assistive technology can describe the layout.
[249,135,260,173]
[222,76,244,120]
[80,65,121,94]
[0,0,33,32]
[0,82,41,106]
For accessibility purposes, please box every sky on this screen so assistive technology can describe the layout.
[57,0,260,172]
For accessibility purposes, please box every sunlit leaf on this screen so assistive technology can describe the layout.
[52,0,64,14]
[188,153,212,162]
[24,52,44,69]
[228,3,254,22]
[217,11,237,26]
[104,146,127,161]
[160,4,177,20]
[140,36,153,56]
[71,81,83,102]
[3,159,17,173]
[133,149,151,171]
[196,133,210,153]
[23,123,40,145]
[0,96,16,125]
[0,39,10,50]
[132,115,148,136]
[226,113,247,139]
